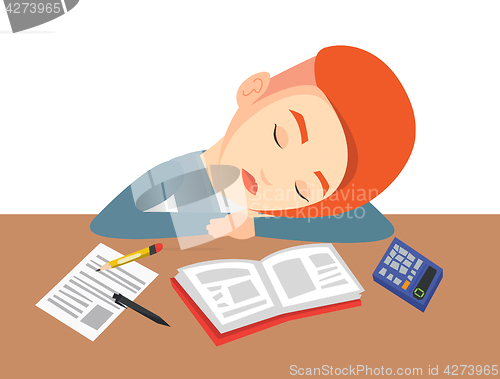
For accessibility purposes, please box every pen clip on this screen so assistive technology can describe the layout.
[112,292,127,308]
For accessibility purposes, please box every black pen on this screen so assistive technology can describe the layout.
[113,293,170,327]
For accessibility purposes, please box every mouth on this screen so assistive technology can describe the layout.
[242,169,258,195]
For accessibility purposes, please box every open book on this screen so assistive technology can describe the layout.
[172,244,364,343]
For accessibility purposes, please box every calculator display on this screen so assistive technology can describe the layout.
[413,266,437,300]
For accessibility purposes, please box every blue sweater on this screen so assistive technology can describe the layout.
[90,151,394,243]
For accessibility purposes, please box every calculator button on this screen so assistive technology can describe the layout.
[389,249,397,258]
[399,247,408,257]
[414,288,425,299]
[399,266,408,275]
[393,277,402,285]
[379,268,387,276]
[411,270,416,275]
[403,259,412,267]
[402,280,410,290]
[408,253,415,261]
[387,274,393,280]
[408,275,413,281]
[395,255,404,262]
[390,261,400,270]
[415,259,423,270]
[394,244,399,252]
[384,256,392,265]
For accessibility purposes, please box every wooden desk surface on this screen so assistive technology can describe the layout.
[1,215,498,378]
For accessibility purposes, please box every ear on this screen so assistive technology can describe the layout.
[236,72,271,108]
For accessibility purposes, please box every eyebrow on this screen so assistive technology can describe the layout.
[314,171,330,197]
[289,109,308,144]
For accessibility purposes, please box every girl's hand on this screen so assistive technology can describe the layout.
[207,211,257,240]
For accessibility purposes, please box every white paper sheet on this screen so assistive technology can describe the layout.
[262,244,364,307]
[180,261,274,325]
[36,243,158,341]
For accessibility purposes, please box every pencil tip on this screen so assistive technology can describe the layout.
[96,269,100,272]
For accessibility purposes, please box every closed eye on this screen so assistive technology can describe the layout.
[295,182,309,202]
[273,124,282,149]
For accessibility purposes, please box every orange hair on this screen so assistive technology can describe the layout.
[262,46,415,218]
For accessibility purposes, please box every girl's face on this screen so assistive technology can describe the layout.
[218,85,348,212]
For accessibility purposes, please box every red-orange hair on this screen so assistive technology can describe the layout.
[262,46,415,218]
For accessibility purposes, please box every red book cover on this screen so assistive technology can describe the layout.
[171,277,362,346]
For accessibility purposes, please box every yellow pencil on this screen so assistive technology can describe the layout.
[96,243,163,271]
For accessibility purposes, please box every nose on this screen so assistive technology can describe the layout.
[260,168,273,186]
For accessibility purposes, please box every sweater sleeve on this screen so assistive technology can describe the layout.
[90,158,226,239]
[254,202,394,243]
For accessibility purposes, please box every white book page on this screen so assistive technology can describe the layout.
[179,261,274,325]
[36,244,158,341]
[262,244,364,308]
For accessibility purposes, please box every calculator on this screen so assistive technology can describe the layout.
[373,238,443,312]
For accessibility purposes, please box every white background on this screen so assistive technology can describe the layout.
[1,1,499,214]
